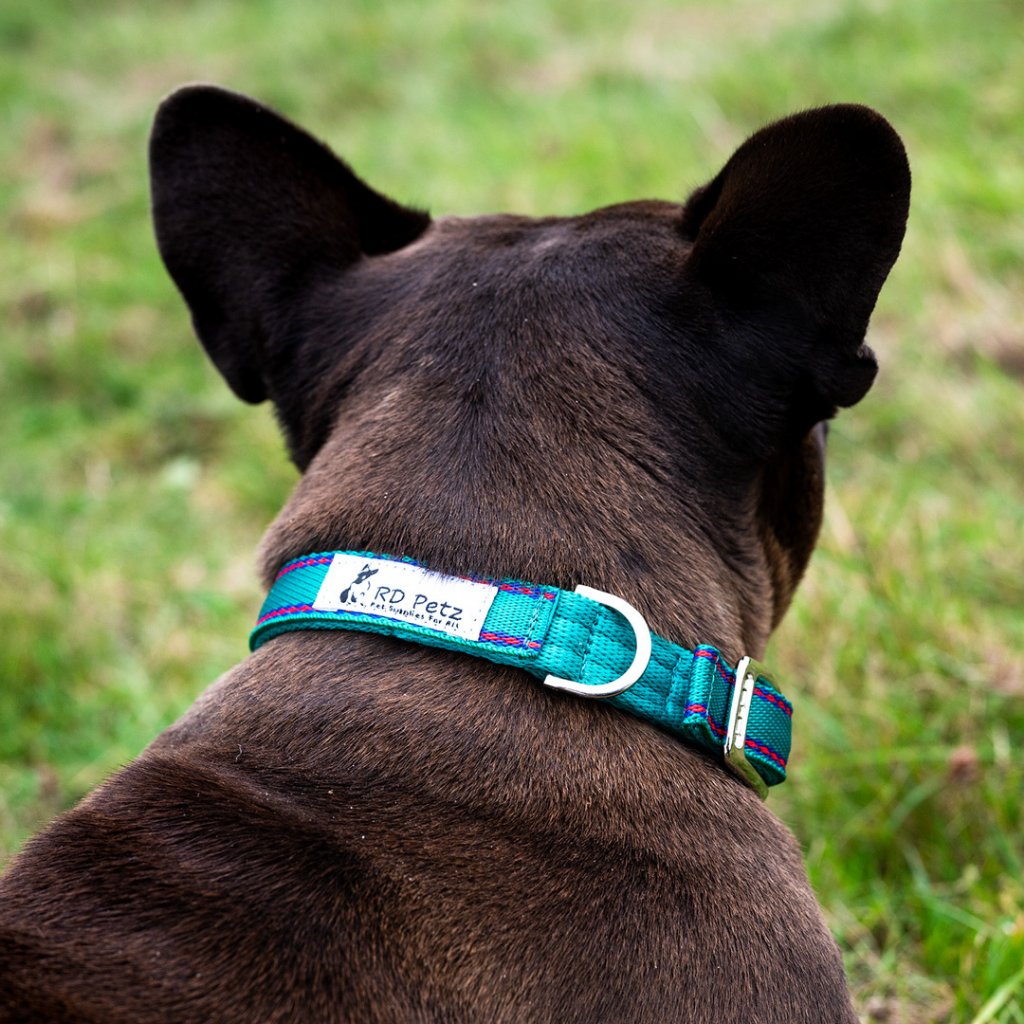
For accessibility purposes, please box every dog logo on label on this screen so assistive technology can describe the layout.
[337,564,379,607]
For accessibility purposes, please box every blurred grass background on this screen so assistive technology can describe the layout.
[1,0,1021,1019]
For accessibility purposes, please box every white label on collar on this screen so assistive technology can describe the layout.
[312,554,498,642]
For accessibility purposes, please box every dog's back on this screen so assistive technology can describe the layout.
[1,637,854,1022]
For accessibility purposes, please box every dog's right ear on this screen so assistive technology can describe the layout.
[679,104,910,441]
[149,84,430,405]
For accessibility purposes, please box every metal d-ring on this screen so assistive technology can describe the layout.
[542,585,653,698]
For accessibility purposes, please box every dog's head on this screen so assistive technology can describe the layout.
[150,86,909,653]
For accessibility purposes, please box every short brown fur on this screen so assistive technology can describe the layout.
[0,87,910,1022]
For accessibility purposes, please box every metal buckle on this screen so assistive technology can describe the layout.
[723,656,770,800]
[542,585,652,698]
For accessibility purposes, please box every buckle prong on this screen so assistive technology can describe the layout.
[542,585,652,698]
[724,656,770,800]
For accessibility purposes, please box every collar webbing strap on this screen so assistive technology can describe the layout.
[250,551,792,793]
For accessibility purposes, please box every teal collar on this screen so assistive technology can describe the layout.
[250,550,793,798]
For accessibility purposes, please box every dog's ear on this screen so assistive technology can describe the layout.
[149,84,430,404]
[680,104,910,434]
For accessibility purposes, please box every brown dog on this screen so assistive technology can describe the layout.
[0,86,909,1022]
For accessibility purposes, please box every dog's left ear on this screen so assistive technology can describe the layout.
[681,104,910,436]
[149,84,430,408]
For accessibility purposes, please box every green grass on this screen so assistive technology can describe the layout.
[1,0,1021,1019]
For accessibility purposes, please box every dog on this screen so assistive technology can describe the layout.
[0,85,909,1022]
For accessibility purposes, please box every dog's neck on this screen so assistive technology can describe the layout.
[258,402,774,661]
